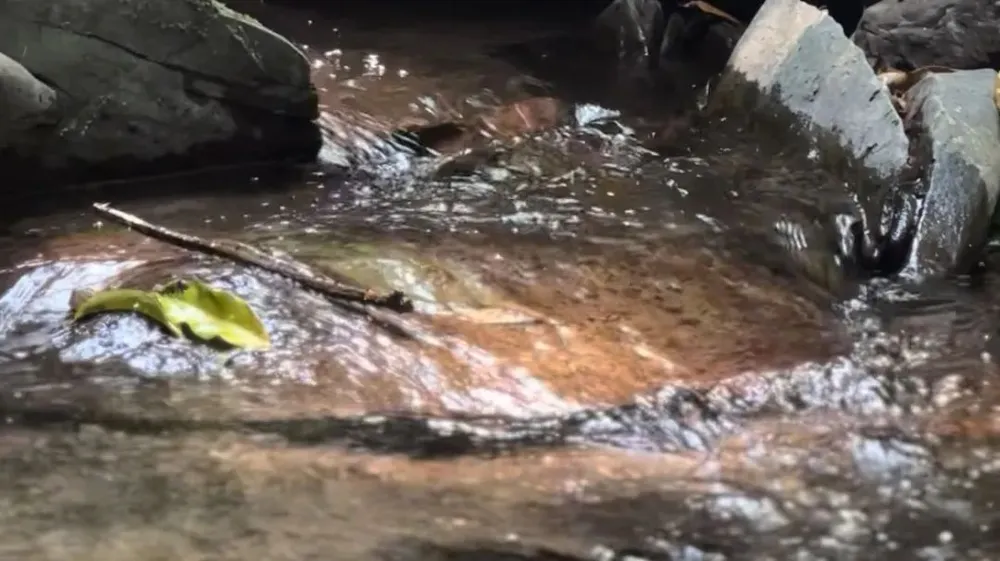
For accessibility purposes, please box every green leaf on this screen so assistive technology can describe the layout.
[71,278,270,350]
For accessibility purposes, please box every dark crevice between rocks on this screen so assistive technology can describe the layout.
[0,398,682,460]
[378,542,600,561]
[0,404,575,459]
[875,106,932,275]
[377,540,688,561]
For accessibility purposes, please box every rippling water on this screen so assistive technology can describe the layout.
[2,4,1000,560]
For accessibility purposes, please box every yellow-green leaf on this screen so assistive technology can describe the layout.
[71,278,270,350]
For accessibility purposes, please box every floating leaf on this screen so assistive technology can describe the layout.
[71,278,270,349]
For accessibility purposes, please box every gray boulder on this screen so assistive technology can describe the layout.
[0,0,320,186]
[708,0,910,267]
[901,69,1000,277]
[710,0,908,184]
[0,51,57,146]
[853,0,1000,71]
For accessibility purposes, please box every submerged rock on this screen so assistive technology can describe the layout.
[853,0,1000,71]
[0,227,844,422]
[0,0,320,189]
[902,69,1000,277]
[1,392,998,560]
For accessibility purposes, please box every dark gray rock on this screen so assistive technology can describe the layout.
[594,0,747,68]
[0,0,320,187]
[0,51,57,146]
[853,0,1000,71]
[593,0,664,60]
[901,69,1000,277]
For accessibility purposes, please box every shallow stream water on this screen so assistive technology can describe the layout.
[2,4,1000,560]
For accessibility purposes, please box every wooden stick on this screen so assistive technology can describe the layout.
[92,203,415,314]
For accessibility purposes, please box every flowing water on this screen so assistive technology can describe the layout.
[2,4,1000,560]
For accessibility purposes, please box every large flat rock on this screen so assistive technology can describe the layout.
[902,69,1000,277]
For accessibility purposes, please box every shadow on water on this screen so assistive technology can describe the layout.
[2,2,1000,560]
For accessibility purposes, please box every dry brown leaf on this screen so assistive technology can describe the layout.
[681,1,744,27]
[878,65,956,93]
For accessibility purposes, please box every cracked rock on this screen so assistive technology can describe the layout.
[0,0,320,189]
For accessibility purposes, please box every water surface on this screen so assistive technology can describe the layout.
[1,5,999,560]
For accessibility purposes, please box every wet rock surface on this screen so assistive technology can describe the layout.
[710,0,908,186]
[0,217,844,422]
[853,0,1000,71]
[902,69,1000,278]
[708,0,928,274]
[0,51,57,146]
[3,394,1000,560]
[0,0,320,189]
[709,0,1000,279]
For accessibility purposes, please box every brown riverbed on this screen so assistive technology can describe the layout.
[2,3,1000,560]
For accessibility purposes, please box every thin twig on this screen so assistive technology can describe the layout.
[93,203,418,326]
